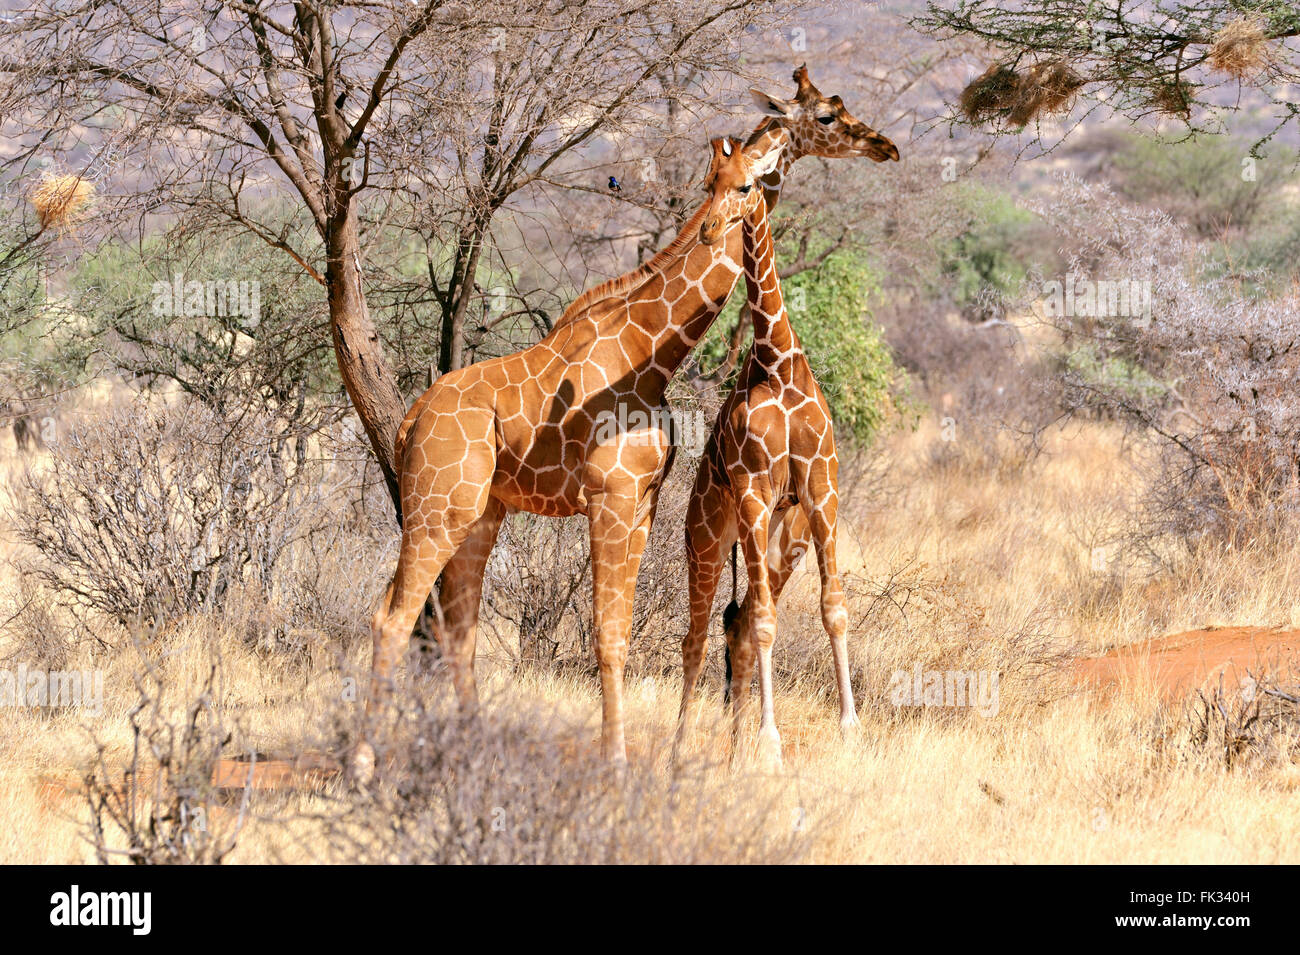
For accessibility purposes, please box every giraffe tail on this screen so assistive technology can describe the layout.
[722,543,739,706]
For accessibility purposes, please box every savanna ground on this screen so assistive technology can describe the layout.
[4,390,1298,864]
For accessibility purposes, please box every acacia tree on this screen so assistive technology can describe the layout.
[917,1,1300,150]
[0,0,809,512]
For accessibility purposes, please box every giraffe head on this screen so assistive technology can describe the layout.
[749,63,898,163]
[698,136,786,246]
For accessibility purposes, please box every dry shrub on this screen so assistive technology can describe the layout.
[84,652,249,864]
[31,173,95,231]
[13,399,300,631]
[11,398,389,649]
[960,60,1083,127]
[1207,17,1275,80]
[302,691,815,864]
[852,562,1070,723]
[1179,665,1300,770]
[483,513,590,668]
[772,556,1073,726]
[0,575,71,674]
[1028,173,1300,551]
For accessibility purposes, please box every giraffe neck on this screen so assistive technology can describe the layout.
[626,221,745,385]
[748,120,797,212]
[558,118,801,397]
[611,121,799,389]
[742,205,798,372]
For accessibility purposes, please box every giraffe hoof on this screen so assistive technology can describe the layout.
[840,715,862,741]
[347,741,376,787]
[758,730,784,772]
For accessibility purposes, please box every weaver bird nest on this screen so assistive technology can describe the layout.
[1149,79,1196,120]
[959,61,1085,128]
[31,174,95,233]
[1208,18,1276,80]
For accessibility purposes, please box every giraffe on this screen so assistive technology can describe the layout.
[674,134,855,770]
[349,65,897,783]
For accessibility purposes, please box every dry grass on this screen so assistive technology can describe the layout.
[2,411,1299,864]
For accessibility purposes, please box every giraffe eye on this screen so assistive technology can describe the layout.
[738,184,752,194]
[817,115,836,125]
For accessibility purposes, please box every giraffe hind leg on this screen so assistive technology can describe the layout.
[350,414,497,784]
[722,505,807,707]
[435,497,507,708]
[801,497,858,736]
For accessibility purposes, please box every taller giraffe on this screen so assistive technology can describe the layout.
[350,66,897,781]
[677,136,852,769]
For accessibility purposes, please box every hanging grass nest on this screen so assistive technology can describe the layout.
[1150,79,1195,119]
[960,60,1084,128]
[1208,17,1275,80]
[959,63,1021,123]
[1006,61,1085,127]
[31,173,95,233]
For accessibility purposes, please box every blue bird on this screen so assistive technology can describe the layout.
[607,175,622,193]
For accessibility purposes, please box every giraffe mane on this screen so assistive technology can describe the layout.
[550,201,711,330]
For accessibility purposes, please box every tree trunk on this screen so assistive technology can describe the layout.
[326,208,444,663]
[437,220,489,375]
[325,210,408,515]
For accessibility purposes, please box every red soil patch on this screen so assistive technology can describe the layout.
[36,752,341,814]
[1075,626,1300,701]
[210,752,340,793]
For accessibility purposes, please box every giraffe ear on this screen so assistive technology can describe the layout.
[748,143,785,180]
[749,87,795,118]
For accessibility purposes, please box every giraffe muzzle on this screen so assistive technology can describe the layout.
[854,128,900,163]
[699,215,726,246]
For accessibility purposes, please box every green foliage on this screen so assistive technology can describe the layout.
[1064,343,1166,405]
[68,225,333,408]
[697,245,908,447]
[0,266,58,367]
[938,183,1037,319]
[1109,132,1300,293]
[0,204,75,389]
[1111,133,1289,239]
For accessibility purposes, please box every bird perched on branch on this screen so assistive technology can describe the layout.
[607,175,622,193]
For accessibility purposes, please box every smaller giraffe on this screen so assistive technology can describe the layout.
[676,135,855,768]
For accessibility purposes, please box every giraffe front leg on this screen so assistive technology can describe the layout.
[674,474,735,766]
[736,490,782,771]
[588,494,637,765]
